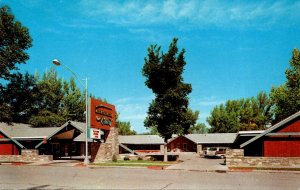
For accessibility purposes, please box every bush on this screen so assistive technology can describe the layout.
[137,157,143,161]
[124,156,130,161]
[112,154,118,162]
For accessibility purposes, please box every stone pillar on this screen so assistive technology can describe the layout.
[226,149,244,167]
[197,144,202,154]
[160,145,164,153]
[92,127,119,162]
[21,149,39,156]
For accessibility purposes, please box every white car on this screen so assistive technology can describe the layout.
[204,147,227,159]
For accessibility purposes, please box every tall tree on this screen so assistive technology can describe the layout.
[61,78,85,122]
[207,92,273,133]
[142,38,195,161]
[29,68,65,127]
[0,73,38,123]
[0,6,32,79]
[0,84,12,123]
[270,48,300,123]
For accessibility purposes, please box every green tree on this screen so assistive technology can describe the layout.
[142,126,159,135]
[189,123,208,134]
[142,38,195,161]
[0,86,12,122]
[207,103,239,133]
[270,48,300,123]
[207,92,272,133]
[29,68,65,127]
[0,73,38,123]
[0,6,32,79]
[117,121,136,135]
[61,78,85,122]
[29,110,65,128]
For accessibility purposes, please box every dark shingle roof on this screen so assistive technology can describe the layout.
[0,123,58,139]
[0,121,85,140]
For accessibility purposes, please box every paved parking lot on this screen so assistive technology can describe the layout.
[1,164,299,189]
[166,153,227,171]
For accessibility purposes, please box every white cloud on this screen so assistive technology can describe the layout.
[198,100,225,106]
[78,0,300,28]
[192,96,225,107]
[113,96,153,130]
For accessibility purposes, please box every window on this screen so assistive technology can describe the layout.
[71,143,76,153]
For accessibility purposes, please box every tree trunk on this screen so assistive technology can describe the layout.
[163,139,168,162]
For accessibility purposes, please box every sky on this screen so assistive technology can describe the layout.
[2,0,300,133]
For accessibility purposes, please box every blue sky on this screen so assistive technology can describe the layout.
[2,0,300,133]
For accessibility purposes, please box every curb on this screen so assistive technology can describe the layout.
[88,165,146,169]
[165,168,228,173]
[228,167,300,173]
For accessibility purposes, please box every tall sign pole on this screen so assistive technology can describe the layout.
[52,59,90,165]
[84,78,89,165]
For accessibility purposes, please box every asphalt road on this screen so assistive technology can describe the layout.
[0,165,300,189]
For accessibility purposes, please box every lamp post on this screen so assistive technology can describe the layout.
[52,59,89,165]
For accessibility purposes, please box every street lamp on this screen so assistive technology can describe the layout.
[52,59,89,165]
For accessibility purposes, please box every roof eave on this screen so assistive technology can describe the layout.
[0,129,25,149]
[241,111,300,148]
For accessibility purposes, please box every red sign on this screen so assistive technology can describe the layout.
[90,128,104,139]
[90,98,116,130]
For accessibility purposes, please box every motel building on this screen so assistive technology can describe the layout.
[119,133,237,155]
[1,103,300,169]
[226,111,300,169]
[0,98,119,163]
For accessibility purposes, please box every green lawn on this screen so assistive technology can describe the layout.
[91,160,177,167]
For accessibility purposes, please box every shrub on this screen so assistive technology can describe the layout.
[112,154,118,162]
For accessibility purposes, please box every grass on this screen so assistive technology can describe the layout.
[91,160,177,167]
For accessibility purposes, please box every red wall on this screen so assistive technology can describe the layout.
[0,143,19,155]
[263,117,300,157]
[168,136,196,152]
[278,119,300,133]
[0,133,19,155]
[264,139,300,157]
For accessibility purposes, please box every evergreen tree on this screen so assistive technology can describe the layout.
[61,78,85,122]
[0,73,38,123]
[29,68,65,127]
[142,38,195,161]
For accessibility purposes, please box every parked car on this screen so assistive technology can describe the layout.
[204,147,227,159]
